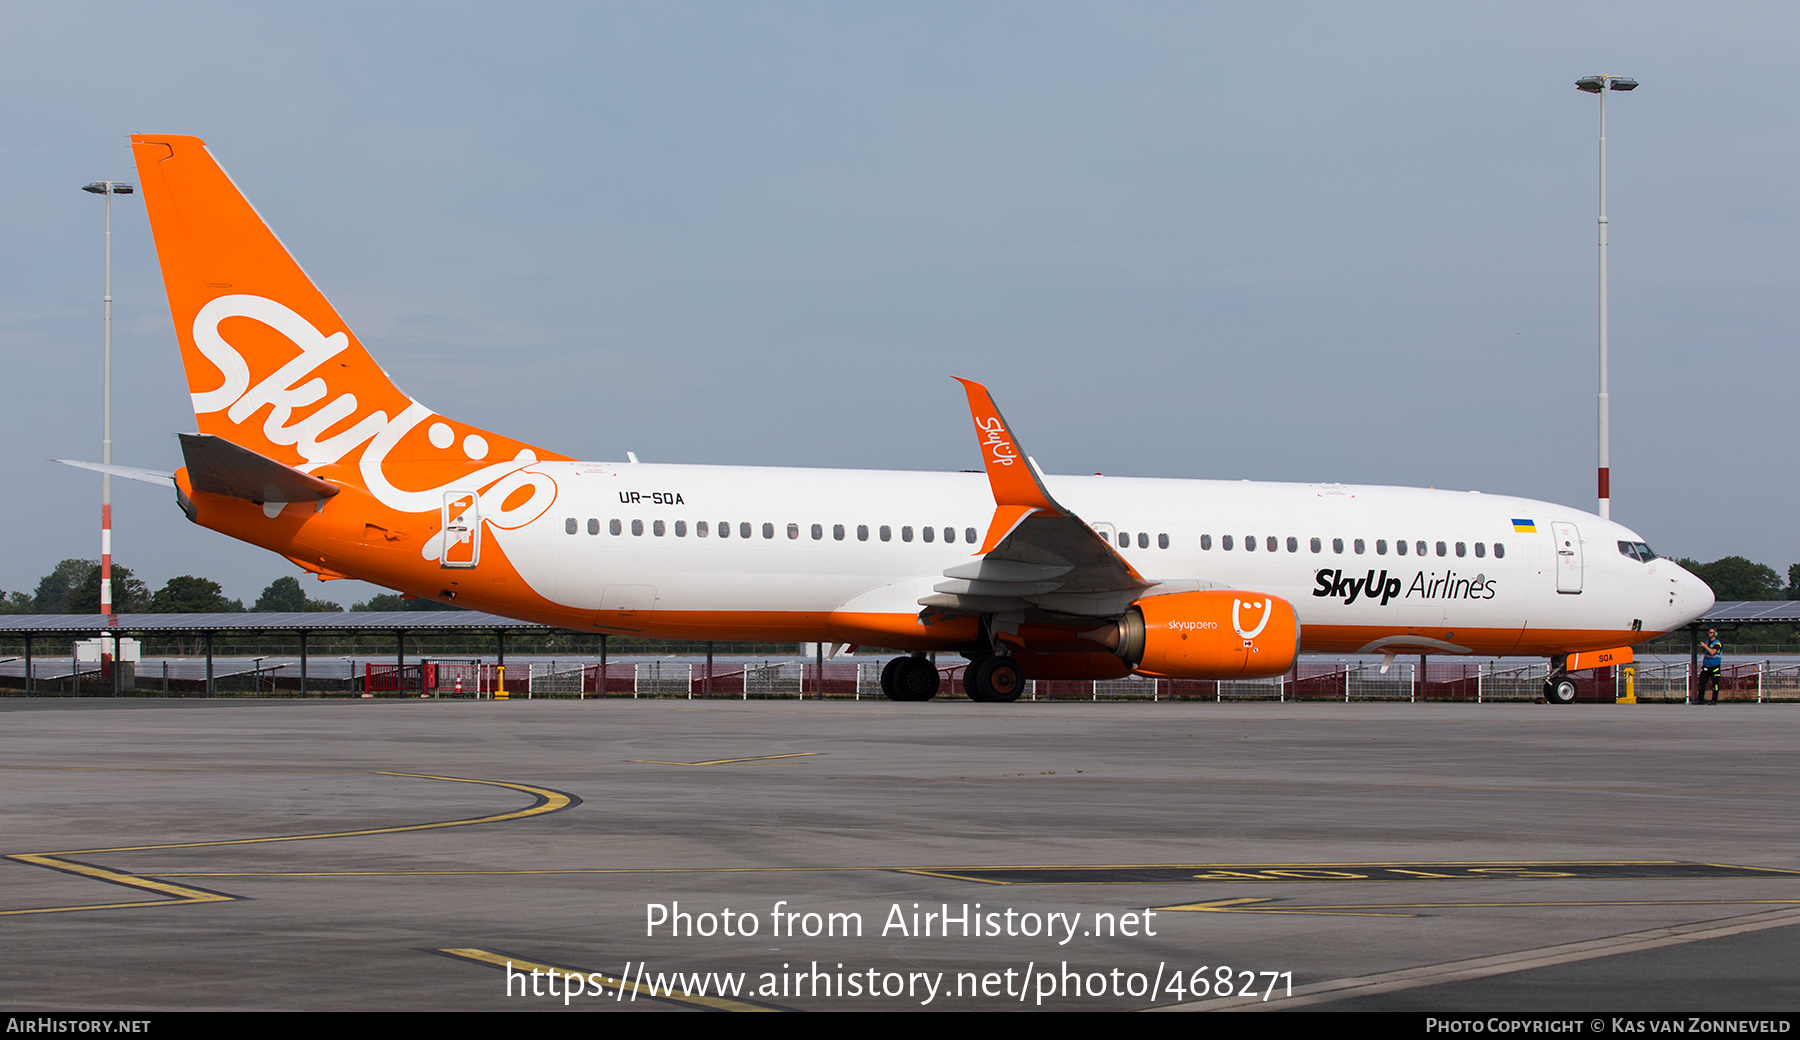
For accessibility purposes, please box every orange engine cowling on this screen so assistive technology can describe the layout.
[1110,590,1300,679]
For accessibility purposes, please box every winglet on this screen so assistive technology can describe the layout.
[955,378,1062,517]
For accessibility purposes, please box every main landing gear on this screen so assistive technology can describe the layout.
[879,655,940,701]
[963,655,1025,703]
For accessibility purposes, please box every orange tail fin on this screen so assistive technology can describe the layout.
[130,134,564,513]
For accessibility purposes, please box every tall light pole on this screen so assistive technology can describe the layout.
[1575,74,1637,520]
[81,180,134,623]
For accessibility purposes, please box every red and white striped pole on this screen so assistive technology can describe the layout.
[82,180,133,621]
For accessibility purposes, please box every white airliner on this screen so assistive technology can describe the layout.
[79,134,1712,705]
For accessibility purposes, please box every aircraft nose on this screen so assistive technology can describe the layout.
[1675,562,1715,624]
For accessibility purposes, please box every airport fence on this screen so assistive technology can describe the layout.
[9,652,1800,704]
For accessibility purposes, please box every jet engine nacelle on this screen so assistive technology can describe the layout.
[1110,589,1300,679]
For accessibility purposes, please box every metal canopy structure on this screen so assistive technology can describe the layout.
[1699,601,1800,626]
[0,611,551,633]
[0,611,562,697]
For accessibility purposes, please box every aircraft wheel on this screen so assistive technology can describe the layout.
[1544,677,1578,705]
[962,658,990,701]
[899,656,940,701]
[972,656,1026,703]
[879,657,907,701]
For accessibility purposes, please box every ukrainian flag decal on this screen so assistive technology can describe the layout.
[1512,519,1537,533]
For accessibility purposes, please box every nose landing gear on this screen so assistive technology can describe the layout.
[1544,674,1578,705]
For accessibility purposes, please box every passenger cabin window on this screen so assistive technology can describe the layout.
[1455,541,1466,557]
[675,520,687,537]
[610,519,623,536]
[1222,535,1233,550]
[1376,539,1388,555]
[1494,543,1506,559]
[718,521,731,538]
[811,524,823,540]
[782,523,794,540]
[922,526,934,542]
[1266,536,1278,552]
[1140,532,1151,549]
[1396,539,1408,556]
[1436,541,1447,557]
[1332,538,1344,554]
[943,527,955,543]
[586,518,599,535]
[1245,536,1256,552]
[880,525,892,542]
[1474,541,1484,557]
[833,524,845,541]
[741,522,753,539]
[1354,538,1365,554]
[857,525,869,541]
[653,520,666,537]
[902,526,914,542]
[1311,537,1322,553]
[1158,533,1169,549]
[1286,536,1298,552]
[1118,532,1130,548]
[967,528,979,544]
[631,520,644,536]
[565,518,577,535]
[1415,540,1427,556]
[1201,534,1213,550]
[697,521,708,537]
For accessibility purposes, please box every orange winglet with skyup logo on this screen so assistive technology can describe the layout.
[955,376,1063,523]
[951,379,1149,593]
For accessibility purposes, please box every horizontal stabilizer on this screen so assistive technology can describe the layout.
[179,433,340,504]
[53,460,175,487]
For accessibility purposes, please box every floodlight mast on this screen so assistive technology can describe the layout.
[1575,75,1637,520]
[80,180,134,633]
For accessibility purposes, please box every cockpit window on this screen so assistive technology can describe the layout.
[1617,540,1658,563]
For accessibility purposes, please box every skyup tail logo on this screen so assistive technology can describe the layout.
[1313,568,1496,605]
[189,294,547,520]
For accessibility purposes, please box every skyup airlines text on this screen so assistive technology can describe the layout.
[1313,569,1496,605]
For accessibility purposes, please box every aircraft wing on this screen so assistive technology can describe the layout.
[918,379,1156,620]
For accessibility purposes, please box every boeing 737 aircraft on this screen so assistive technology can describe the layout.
[71,134,1712,704]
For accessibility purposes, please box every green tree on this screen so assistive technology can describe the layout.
[255,574,343,612]
[255,576,306,612]
[1788,563,1800,600]
[67,564,151,614]
[1677,557,1784,602]
[353,593,463,612]
[150,575,244,613]
[0,591,34,614]
[33,559,95,613]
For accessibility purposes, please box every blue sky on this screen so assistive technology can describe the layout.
[3,2,1795,604]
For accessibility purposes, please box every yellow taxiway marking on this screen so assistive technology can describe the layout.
[1176,905,1800,1012]
[891,860,1800,884]
[628,752,822,766]
[438,948,777,1012]
[2,772,576,917]
[1157,896,1800,918]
